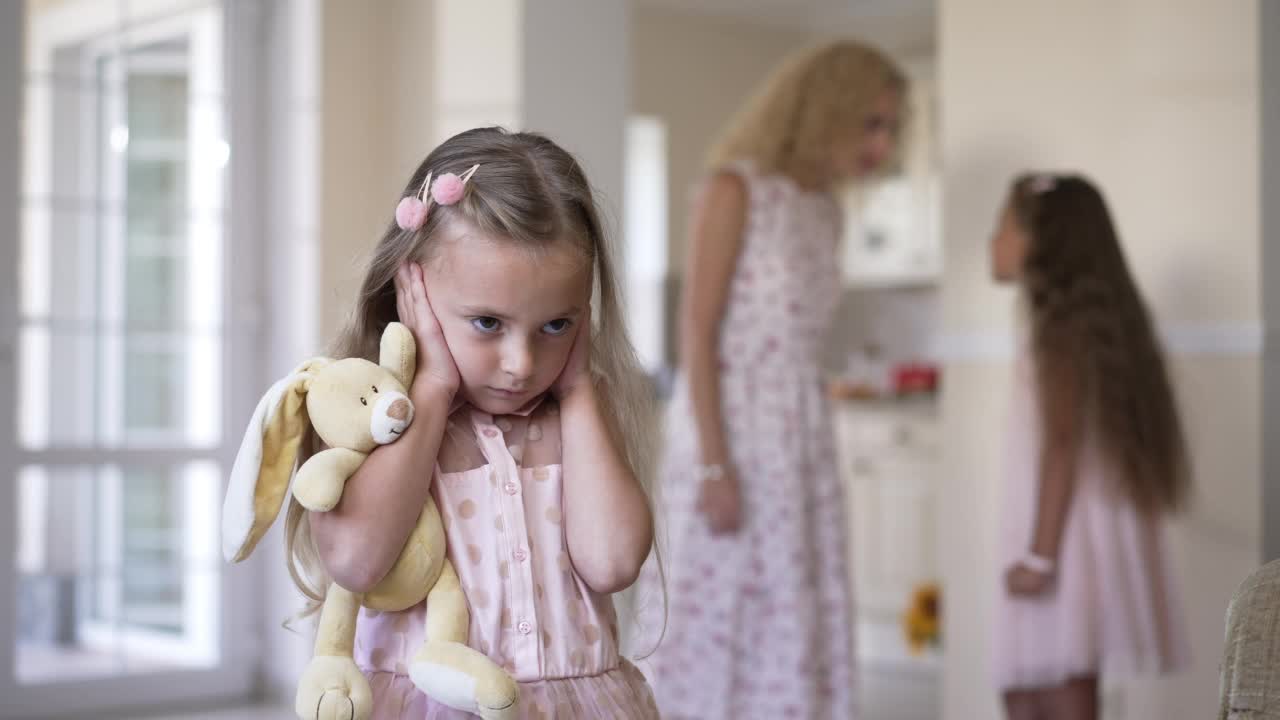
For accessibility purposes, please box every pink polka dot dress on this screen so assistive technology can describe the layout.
[354,400,659,719]
[638,162,856,719]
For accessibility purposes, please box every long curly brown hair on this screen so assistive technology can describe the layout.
[1011,173,1190,514]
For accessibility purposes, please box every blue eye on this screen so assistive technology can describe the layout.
[543,319,572,336]
[471,317,501,333]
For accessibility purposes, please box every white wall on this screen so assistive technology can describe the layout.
[432,0,521,145]
[938,1,1260,718]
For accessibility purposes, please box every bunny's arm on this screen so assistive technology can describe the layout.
[310,383,454,593]
[293,447,368,513]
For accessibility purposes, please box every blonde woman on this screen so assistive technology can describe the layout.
[647,42,905,719]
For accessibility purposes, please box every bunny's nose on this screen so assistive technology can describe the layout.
[388,398,410,421]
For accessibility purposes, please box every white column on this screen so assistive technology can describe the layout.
[0,0,20,692]
[258,0,321,700]
[1261,0,1280,562]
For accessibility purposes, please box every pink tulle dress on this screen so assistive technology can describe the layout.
[992,350,1191,690]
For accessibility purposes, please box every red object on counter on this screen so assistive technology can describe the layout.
[893,363,940,395]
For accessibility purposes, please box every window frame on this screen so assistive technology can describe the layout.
[0,0,271,715]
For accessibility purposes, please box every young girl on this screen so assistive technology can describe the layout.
[638,41,905,719]
[290,128,660,719]
[991,173,1191,719]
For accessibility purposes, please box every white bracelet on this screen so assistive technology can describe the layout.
[1020,552,1056,575]
[693,464,726,483]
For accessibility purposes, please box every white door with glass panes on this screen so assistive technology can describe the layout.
[0,0,267,716]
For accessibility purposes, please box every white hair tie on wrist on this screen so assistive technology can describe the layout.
[1020,552,1056,575]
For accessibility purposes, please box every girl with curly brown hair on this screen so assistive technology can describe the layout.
[991,173,1191,720]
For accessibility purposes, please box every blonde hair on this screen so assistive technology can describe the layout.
[285,127,659,619]
[709,40,906,187]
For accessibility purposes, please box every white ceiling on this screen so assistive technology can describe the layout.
[636,0,936,53]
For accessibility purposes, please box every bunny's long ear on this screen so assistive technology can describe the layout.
[380,321,416,389]
[221,366,316,563]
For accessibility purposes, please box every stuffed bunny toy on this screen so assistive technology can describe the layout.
[222,322,518,720]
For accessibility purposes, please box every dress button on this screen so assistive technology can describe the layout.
[517,620,533,635]
[513,548,528,562]
[504,481,519,496]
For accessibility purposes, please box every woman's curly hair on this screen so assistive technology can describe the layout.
[708,41,906,186]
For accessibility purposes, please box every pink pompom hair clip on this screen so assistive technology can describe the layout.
[394,163,481,231]
[394,172,431,231]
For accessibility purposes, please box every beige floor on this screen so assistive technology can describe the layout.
[148,669,938,720]
[147,708,295,720]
